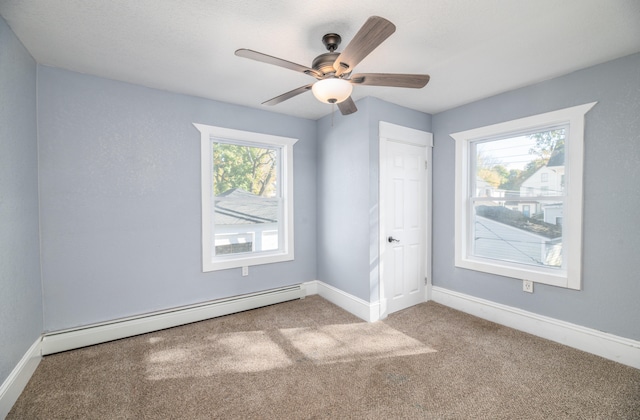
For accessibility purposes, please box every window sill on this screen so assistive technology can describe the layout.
[455,256,575,289]
[204,251,294,272]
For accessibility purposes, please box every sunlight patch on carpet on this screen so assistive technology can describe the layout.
[146,330,291,379]
[145,322,435,380]
[281,322,436,364]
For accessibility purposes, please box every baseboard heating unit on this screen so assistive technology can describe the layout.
[41,285,304,355]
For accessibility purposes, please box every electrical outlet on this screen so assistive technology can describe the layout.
[242,266,249,277]
[523,279,534,293]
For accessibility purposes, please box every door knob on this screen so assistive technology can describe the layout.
[388,236,399,243]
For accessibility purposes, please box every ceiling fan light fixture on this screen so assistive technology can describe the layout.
[312,78,352,104]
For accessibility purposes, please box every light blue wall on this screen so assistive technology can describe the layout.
[0,17,43,384]
[317,103,370,301]
[37,66,317,332]
[317,97,431,302]
[432,53,640,340]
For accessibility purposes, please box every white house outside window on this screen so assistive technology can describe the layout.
[451,103,596,289]
[194,124,297,272]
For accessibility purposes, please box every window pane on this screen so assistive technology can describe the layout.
[474,128,565,198]
[212,141,281,257]
[473,202,562,268]
[213,142,279,198]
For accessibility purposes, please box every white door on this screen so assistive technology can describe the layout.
[379,122,431,317]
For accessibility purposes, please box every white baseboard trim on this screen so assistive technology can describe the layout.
[303,280,380,322]
[0,337,42,418]
[42,285,304,356]
[431,286,640,370]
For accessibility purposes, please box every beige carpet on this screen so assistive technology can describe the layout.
[8,296,640,419]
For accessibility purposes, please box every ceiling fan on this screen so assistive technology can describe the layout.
[235,16,430,116]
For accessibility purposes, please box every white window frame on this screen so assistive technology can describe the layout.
[450,102,596,290]
[194,123,297,272]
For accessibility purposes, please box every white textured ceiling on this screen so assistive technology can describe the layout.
[1,0,639,120]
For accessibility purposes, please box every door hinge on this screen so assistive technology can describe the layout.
[424,161,428,170]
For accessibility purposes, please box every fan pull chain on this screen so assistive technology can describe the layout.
[331,103,335,127]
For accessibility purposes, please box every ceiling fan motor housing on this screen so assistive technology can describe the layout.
[312,52,341,76]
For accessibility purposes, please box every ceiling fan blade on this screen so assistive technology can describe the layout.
[333,16,396,77]
[337,97,358,115]
[235,49,322,78]
[262,84,314,106]
[350,73,430,88]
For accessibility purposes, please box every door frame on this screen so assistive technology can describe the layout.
[379,121,433,319]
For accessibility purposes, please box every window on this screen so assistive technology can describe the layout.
[194,124,297,272]
[451,102,595,289]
